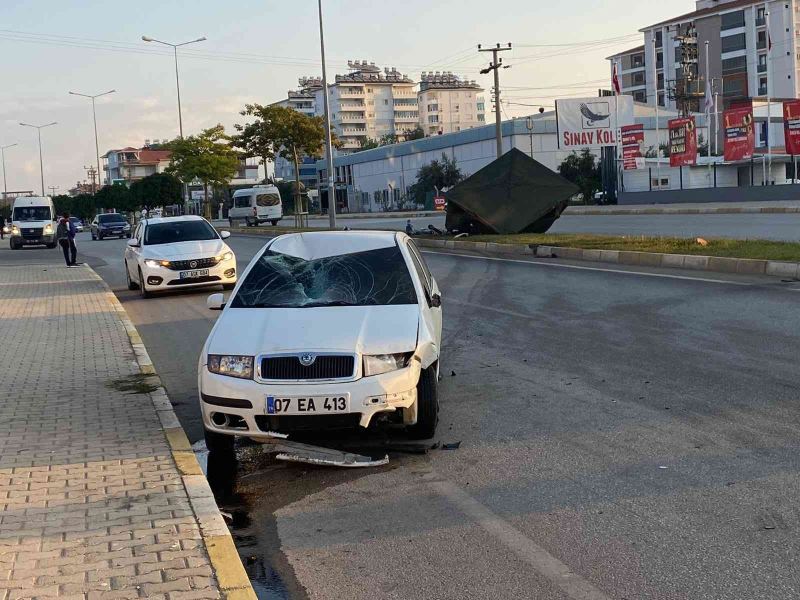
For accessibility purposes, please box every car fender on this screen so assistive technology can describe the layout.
[416,315,439,370]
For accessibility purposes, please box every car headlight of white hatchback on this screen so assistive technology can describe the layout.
[363,353,412,377]
[208,355,254,379]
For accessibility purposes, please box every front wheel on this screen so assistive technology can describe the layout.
[46,242,56,249]
[138,268,151,298]
[406,364,439,440]
[204,428,235,456]
[10,239,20,250]
[125,261,139,290]
[271,220,279,226]
[98,233,103,240]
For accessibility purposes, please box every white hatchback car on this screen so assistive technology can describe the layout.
[124,215,237,298]
[198,231,443,453]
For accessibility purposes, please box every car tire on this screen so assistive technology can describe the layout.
[406,364,439,440]
[125,261,139,290]
[204,428,235,456]
[46,243,56,249]
[10,239,20,250]
[138,268,151,298]
[91,233,96,240]
[271,220,279,226]
[98,233,103,241]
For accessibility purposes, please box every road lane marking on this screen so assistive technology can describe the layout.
[426,474,613,600]
[422,250,755,286]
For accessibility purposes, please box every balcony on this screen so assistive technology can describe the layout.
[339,114,366,122]
[758,63,767,73]
[338,89,364,98]
[340,127,367,135]
[759,85,768,96]
[339,102,365,111]
[757,38,767,50]
[756,16,766,27]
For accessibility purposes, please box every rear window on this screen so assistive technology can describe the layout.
[231,245,417,309]
[233,195,252,208]
[256,193,280,207]
[13,206,51,221]
[144,220,219,245]
[98,214,126,224]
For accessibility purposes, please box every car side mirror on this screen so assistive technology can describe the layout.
[207,293,226,311]
[126,238,140,248]
[430,293,442,308]
[220,230,231,240]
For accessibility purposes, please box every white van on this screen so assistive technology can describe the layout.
[9,196,56,249]
[229,185,282,227]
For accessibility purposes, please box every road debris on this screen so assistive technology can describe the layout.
[441,441,462,450]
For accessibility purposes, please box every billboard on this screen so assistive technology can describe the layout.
[556,96,634,150]
[621,124,645,170]
[668,117,697,167]
[784,100,800,155]
[723,106,754,162]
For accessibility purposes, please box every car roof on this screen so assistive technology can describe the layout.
[143,215,206,225]
[269,230,402,261]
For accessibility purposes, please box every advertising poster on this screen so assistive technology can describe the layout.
[555,96,634,150]
[621,124,645,170]
[668,117,697,167]
[723,106,754,161]
[783,100,800,155]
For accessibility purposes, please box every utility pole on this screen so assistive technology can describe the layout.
[1,143,18,201]
[48,186,59,196]
[479,43,512,159]
[84,165,98,193]
[652,36,661,191]
[317,0,337,229]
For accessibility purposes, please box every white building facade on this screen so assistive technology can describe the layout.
[417,72,486,136]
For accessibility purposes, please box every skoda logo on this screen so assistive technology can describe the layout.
[189,260,198,269]
[299,353,316,366]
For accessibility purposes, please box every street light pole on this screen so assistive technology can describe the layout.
[317,0,337,229]
[19,122,57,196]
[141,35,206,139]
[69,89,116,194]
[1,143,18,201]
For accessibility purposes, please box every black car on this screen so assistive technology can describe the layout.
[91,213,131,240]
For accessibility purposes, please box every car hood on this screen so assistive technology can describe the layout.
[142,239,226,259]
[13,220,52,228]
[209,304,420,356]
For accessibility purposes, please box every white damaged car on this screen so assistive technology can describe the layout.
[198,231,442,453]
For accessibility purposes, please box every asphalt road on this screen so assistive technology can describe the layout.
[7,233,800,599]
[301,213,800,241]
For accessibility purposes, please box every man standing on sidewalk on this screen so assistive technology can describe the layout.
[56,212,77,266]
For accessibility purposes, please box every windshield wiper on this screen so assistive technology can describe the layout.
[301,300,358,308]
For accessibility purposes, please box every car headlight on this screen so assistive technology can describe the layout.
[144,259,171,268]
[44,223,53,234]
[207,355,254,379]
[216,251,234,262]
[363,353,412,377]
[124,224,131,230]
[11,226,19,235]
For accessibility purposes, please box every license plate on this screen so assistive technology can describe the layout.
[179,269,209,279]
[266,394,349,415]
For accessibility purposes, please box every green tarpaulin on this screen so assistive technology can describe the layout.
[445,148,579,234]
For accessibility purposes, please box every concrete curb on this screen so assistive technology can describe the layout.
[564,206,800,216]
[86,267,257,600]
[413,238,800,278]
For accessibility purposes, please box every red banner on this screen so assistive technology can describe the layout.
[669,117,697,167]
[784,100,800,155]
[621,124,645,170]
[723,106,754,161]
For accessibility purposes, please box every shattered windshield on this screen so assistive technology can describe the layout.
[230,245,418,308]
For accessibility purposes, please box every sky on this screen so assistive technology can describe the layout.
[0,0,687,195]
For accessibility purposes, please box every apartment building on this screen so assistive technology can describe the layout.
[102,146,171,185]
[609,0,800,147]
[418,72,486,136]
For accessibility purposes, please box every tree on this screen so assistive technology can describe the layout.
[165,125,240,218]
[95,184,135,213]
[233,104,334,216]
[557,149,601,204]
[408,153,464,205]
[130,172,182,209]
[401,126,425,141]
[357,137,380,151]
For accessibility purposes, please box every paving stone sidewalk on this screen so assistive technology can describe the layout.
[0,265,225,600]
